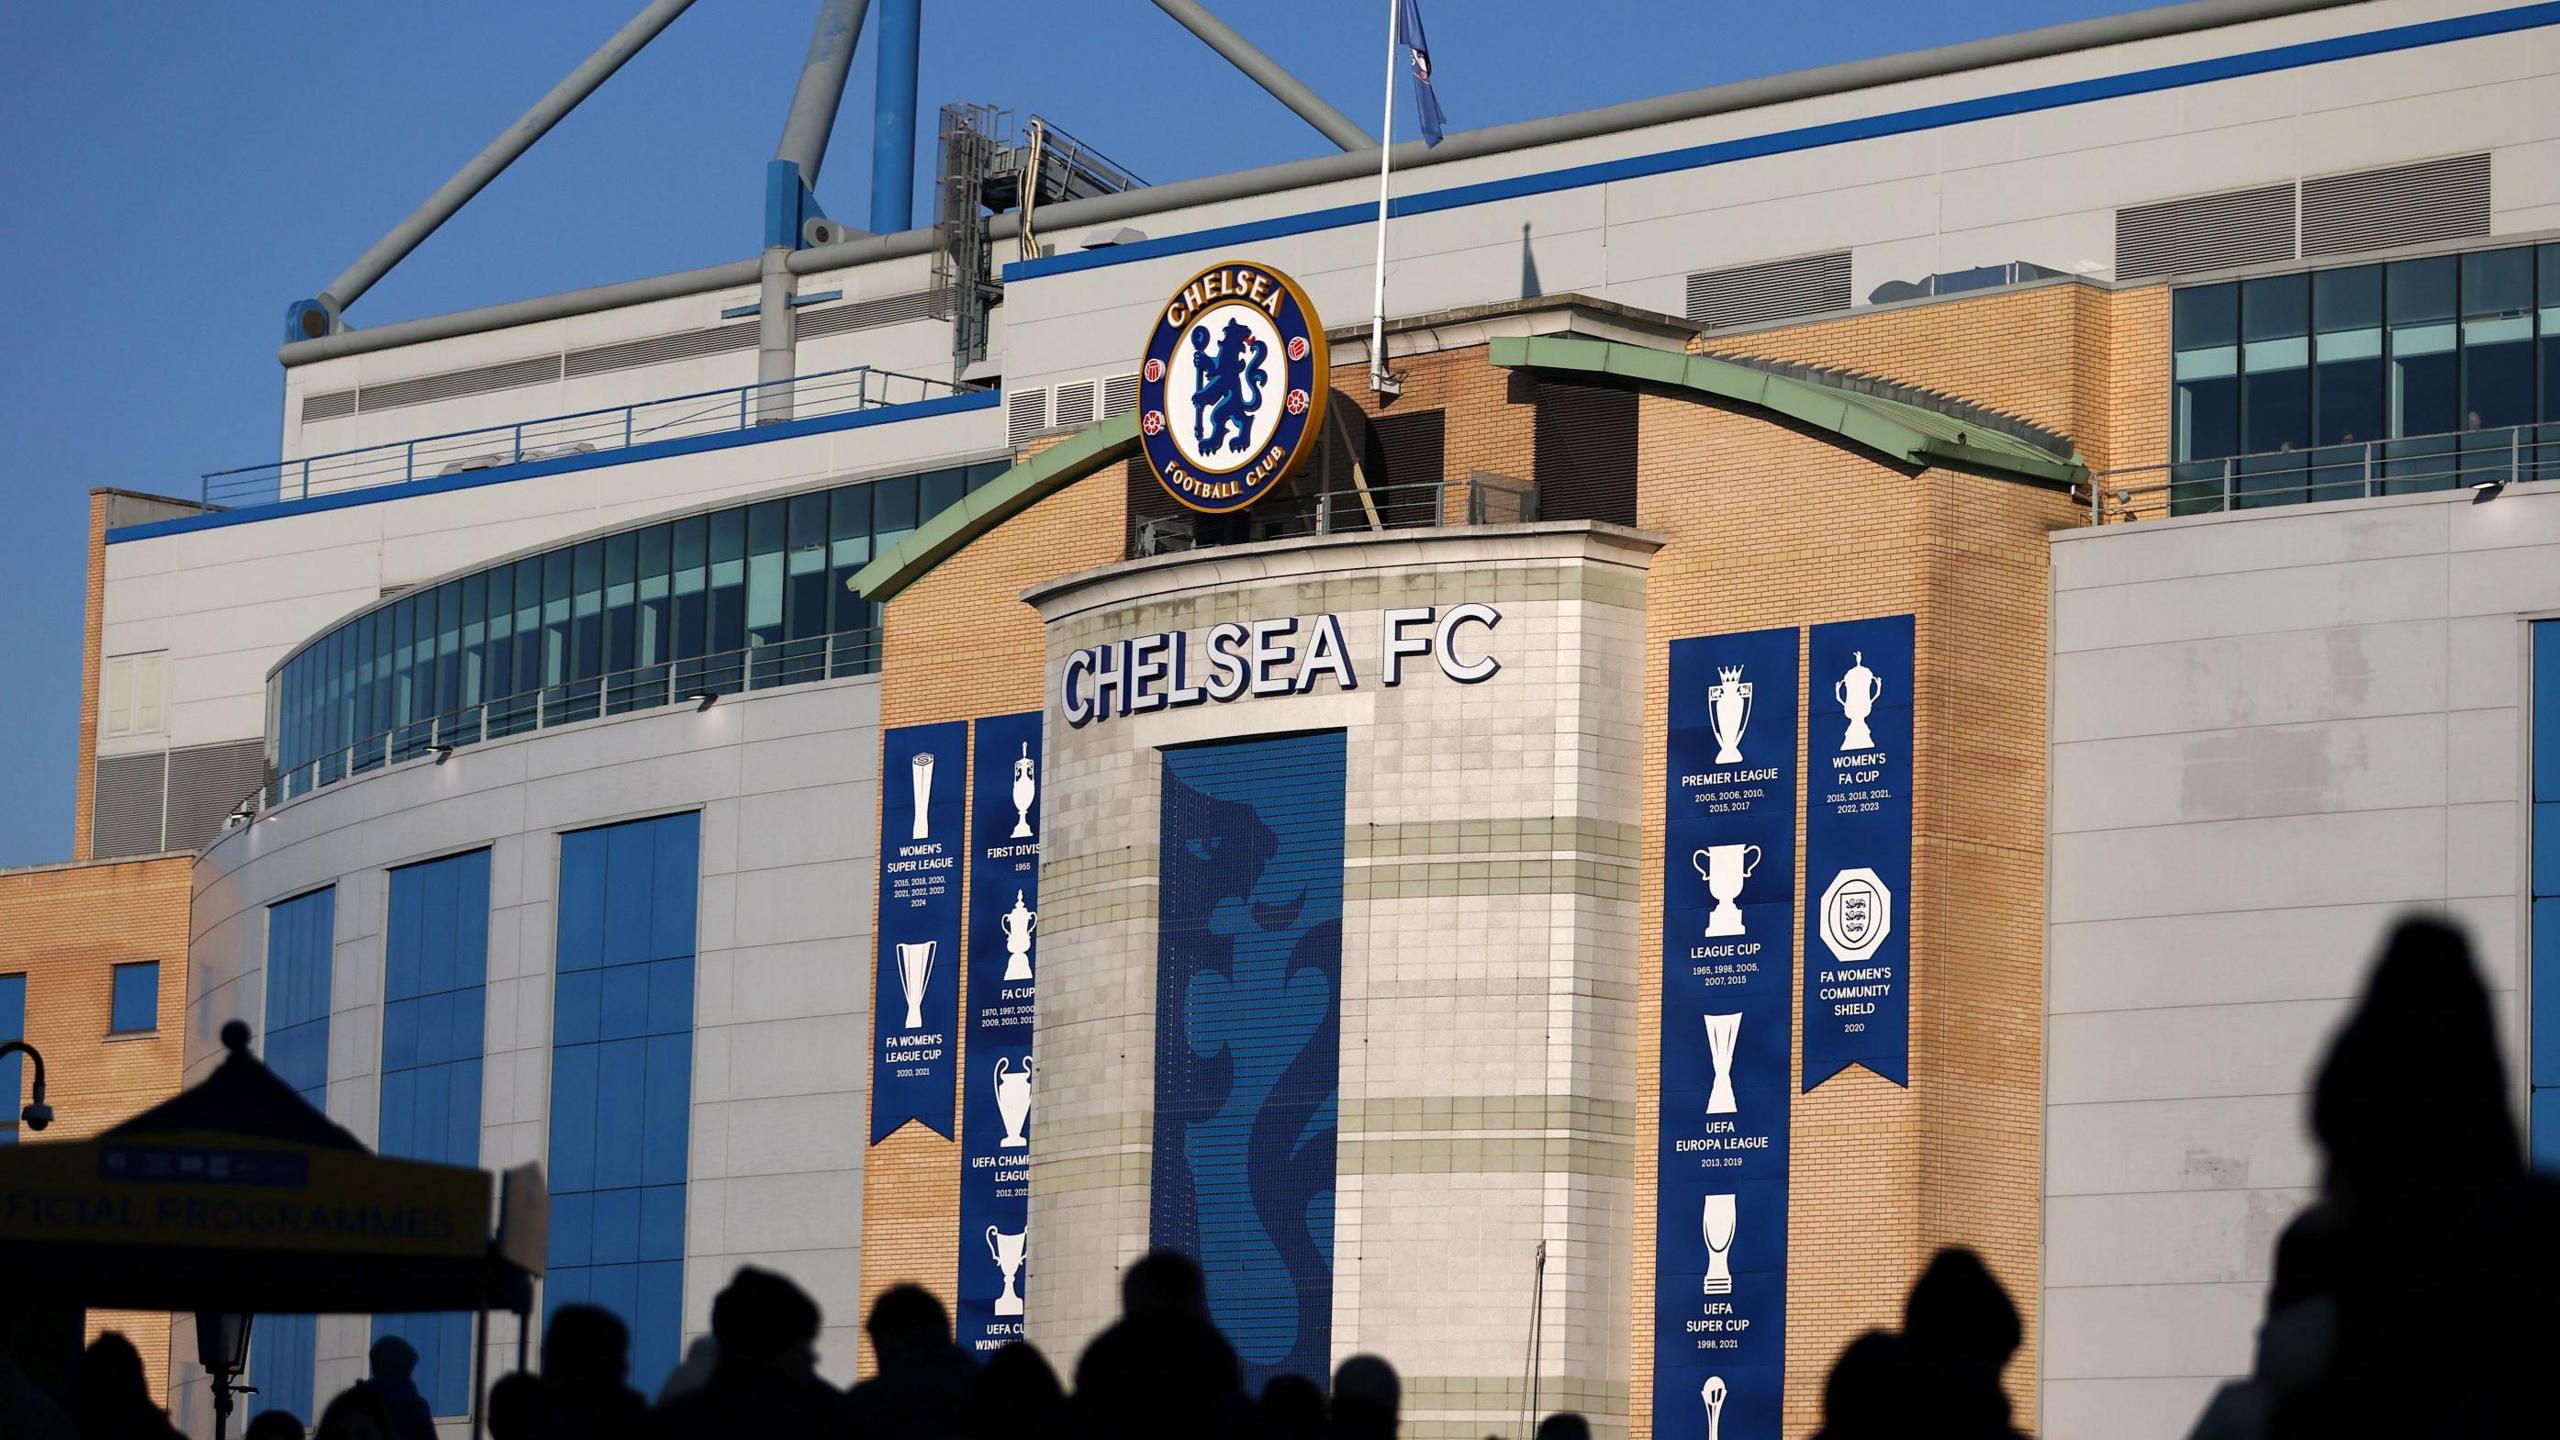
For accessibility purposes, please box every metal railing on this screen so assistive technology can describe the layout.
[209,366,979,508]
[2087,420,2558,524]
[250,631,880,814]
[1131,477,1541,557]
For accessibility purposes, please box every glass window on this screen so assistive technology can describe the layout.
[390,596,416,730]
[671,516,708,665]
[571,541,604,684]
[109,961,159,1034]
[2540,245,2560,484]
[603,533,637,677]
[485,563,515,704]
[460,573,487,711]
[828,484,874,663]
[543,549,572,688]
[2171,284,2240,512]
[2383,257,2461,491]
[2311,266,2385,499]
[707,508,746,665]
[635,524,671,671]
[920,467,967,522]
[2461,247,2535,433]
[0,972,23,1145]
[2238,275,2311,507]
[432,582,461,727]
[872,474,919,552]
[515,557,544,700]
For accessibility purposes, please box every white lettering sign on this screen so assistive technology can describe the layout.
[1059,605,1502,728]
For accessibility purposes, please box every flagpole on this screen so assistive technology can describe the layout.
[1369,0,1400,395]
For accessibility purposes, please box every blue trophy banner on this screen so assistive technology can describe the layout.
[873,721,968,1143]
[957,711,1043,1353]
[1802,615,1913,1090]
[1654,627,1796,1440]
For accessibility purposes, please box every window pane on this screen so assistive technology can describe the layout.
[571,541,604,683]
[460,573,488,710]
[433,582,461,725]
[2385,256,2461,491]
[544,550,572,687]
[636,523,672,670]
[672,516,708,664]
[920,467,966,521]
[2238,274,2311,506]
[2461,248,2534,431]
[708,508,746,658]
[486,563,515,703]
[2171,284,2240,510]
[604,532,637,676]
[784,494,826,642]
[2313,266,2384,469]
[110,961,159,1034]
[871,474,918,551]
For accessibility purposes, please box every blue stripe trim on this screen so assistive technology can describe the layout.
[108,389,1003,544]
[1007,3,2560,283]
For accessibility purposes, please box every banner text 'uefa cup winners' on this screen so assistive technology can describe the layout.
[1655,628,1796,1440]
[958,710,1043,1353]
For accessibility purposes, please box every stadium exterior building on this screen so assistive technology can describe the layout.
[27,2,2560,1436]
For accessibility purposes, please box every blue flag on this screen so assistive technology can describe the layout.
[1398,0,1447,147]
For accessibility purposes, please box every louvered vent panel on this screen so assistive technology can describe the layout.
[165,739,270,853]
[2301,153,2490,258]
[359,355,563,413]
[93,751,166,858]
[299,390,357,423]
[796,290,937,337]
[562,321,758,379]
[2115,183,2296,282]
[1054,380,1097,429]
[1686,251,1853,330]
[1102,372,1140,419]
[1008,388,1050,450]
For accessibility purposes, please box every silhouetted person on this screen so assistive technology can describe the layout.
[1534,1412,1593,1440]
[1330,1354,1400,1440]
[966,1341,1062,1439]
[645,1267,842,1440]
[1811,1330,1920,1440]
[1073,1250,1249,1439]
[0,1321,78,1440]
[313,1385,394,1440]
[657,1336,717,1406]
[843,1284,974,1439]
[243,1412,305,1440]
[354,1337,434,1440]
[1258,1373,1325,1440]
[484,1372,559,1440]
[2187,1205,2347,1440]
[1901,1249,2026,1440]
[542,1304,649,1438]
[67,1333,177,1440]
[2271,917,2552,1439]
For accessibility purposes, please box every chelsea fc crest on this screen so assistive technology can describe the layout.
[1137,259,1329,515]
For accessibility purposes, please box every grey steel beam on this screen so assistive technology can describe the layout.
[778,0,871,185]
[279,257,765,365]
[308,0,699,321]
[1149,0,1371,153]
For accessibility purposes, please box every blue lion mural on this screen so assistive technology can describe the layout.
[1152,731,1345,1392]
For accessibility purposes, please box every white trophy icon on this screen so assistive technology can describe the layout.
[895,940,936,1032]
[909,751,936,842]
[999,891,1038,983]
[1692,844,1762,937]
[1701,1376,1728,1440]
[1703,1194,1738,1295]
[993,1054,1033,1149]
[1835,649,1882,751]
[986,1225,1028,1317]
[1009,742,1038,839]
[1703,1012,1742,1115]
[1707,665,1753,764]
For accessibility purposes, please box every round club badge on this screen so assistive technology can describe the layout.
[1136,259,1328,515]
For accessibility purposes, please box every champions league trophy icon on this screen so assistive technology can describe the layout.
[1703,1012,1742,1115]
[993,1055,1033,1149]
[1010,743,1038,839]
[1692,844,1763,937]
[909,751,936,842]
[986,1225,1028,1317]
[1835,650,1883,751]
[1000,891,1038,983]
[1702,1193,1738,1296]
[1707,665,1753,764]
[1701,1377,1728,1440]
[895,940,936,1032]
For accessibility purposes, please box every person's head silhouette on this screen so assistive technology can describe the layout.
[1902,1248,2021,1375]
[2313,917,2518,1202]
[366,1335,418,1383]
[1817,1330,1917,1439]
[971,1340,1064,1435]
[1121,1249,1210,1321]
[245,1411,306,1440]
[1332,1354,1401,1440]
[865,1283,953,1371]
[541,1303,630,1389]
[711,1266,823,1376]
[1261,1372,1326,1439]
[483,1372,552,1440]
[314,1384,394,1440]
[1535,1412,1595,1440]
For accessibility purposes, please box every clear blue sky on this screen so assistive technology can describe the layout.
[0,0,2143,866]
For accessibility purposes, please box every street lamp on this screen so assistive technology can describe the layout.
[195,1312,256,1440]
[0,1039,51,1131]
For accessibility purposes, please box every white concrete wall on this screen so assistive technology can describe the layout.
[2041,481,2560,1440]
[169,677,882,1436]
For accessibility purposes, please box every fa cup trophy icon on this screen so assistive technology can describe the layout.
[1000,891,1037,983]
[1692,844,1763,937]
[993,1054,1033,1149]
[909,751,936,842]
[1010,743,1038,839]
[1707,665,1753,764]
[1701,1377,1728,1440]
[986,1225,1028,1317]
[1835,650,1883,751]
[1703,1012,1742,1115]
[1703,1193,1737,1295]
[895,940,936,1032]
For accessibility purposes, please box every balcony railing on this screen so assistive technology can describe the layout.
[208,366,980,509]
[2087,421,2558,524]
[1129,475,1541,558]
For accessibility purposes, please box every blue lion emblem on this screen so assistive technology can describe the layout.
[1189,318,1269,455]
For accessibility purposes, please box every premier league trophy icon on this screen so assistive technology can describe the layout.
[993,1054,1033,1149]
[1708,664,1753,764]
[909,751,936,842]
[986,1225,1028,1317]
[1010,742,1038,839]
[1000,891,1038,983]
[1692,843,1763,937]
[1701,1377,1728,1440]
[895,939,936,1032]
[1703,1193,1738,1295]
[1835,649,1883,751]
[1704,1012,1742,1115]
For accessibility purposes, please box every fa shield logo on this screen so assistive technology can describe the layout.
[1137,259,1327,514]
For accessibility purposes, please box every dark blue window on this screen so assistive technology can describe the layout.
[253,887,336,1421]
[374,850,491,1416]
[0,972,24,1146]
[108,961,159,1035]
[1151,732,1346,1393]
[548,813,698,1399]
[2533,622,2559,1173]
